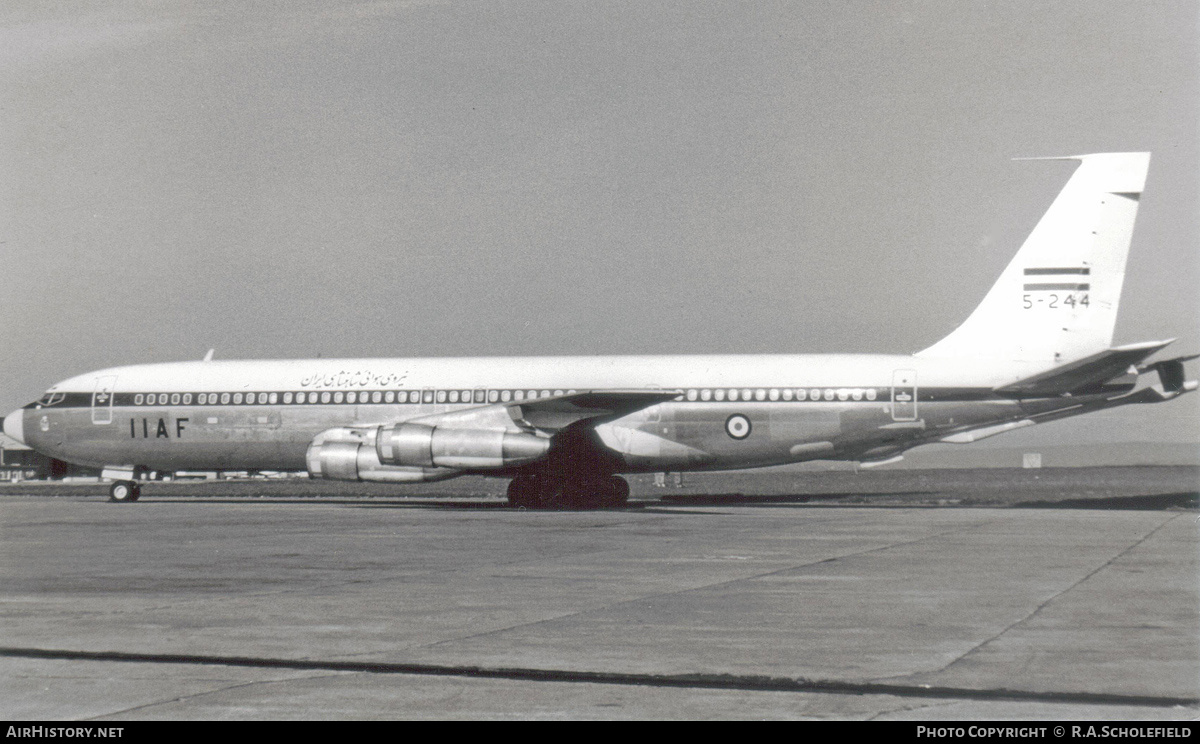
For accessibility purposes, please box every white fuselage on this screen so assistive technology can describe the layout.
[10,353,1077,475]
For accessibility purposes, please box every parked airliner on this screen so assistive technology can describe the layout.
[5,152,1194,507]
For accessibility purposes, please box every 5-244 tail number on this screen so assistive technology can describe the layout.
[1023,293,1089,310]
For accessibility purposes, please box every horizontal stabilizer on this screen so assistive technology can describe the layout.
[1139,354,1200,393]
[995,340,1173,397]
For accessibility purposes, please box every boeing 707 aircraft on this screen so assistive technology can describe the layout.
[5,152,1195,507]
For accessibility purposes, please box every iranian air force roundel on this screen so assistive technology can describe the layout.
[725,414,751,440]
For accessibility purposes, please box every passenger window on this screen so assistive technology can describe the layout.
[423,390,434,404]
[768,389,779,401]
[233,393,243,404]
[347,392,357,403]
[701,389,712,401]
[755,389,766,401]
[436,390,447,403]
[488,390,499,403]
[501,390,512,402]
[448,390,459,403]
[715,389,726,401]
[686,390,698,401]
[475,390,486,403]
[135,394,144,405]
[782,389,793,401]
[514,390,525,401]
[321,392,331,404]
[729,389,739,401]
[372,391,382,403]
[221,393,231,404]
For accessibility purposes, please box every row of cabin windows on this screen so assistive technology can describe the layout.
[130,387,881,407]
[131,389,574,407]
[686,387,879,402]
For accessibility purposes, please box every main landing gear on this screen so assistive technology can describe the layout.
[108,481,141,503]
[507,473,630,510]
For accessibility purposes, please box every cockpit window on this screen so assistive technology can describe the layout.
[37,392,65,406]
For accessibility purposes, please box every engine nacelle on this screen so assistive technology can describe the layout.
[306,427,459,483]
[377,422,550,469]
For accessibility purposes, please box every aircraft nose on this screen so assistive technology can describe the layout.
[3,409,25,444]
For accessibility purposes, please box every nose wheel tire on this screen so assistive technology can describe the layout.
[109,481,141,503]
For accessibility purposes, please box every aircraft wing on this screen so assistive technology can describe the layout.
[994,340,1174,397]
[507,389,682,432]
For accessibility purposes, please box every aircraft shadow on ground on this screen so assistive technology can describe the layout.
[47,489,1200,512]
[657,491,940,507]
[346,491,942,511]
[1011,491,1200,511]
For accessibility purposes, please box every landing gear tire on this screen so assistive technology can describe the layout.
[602,476,630,508]
[109,481,141,503]
[507,474,578,510]
[508,474,629,510]
[508,474,547,509]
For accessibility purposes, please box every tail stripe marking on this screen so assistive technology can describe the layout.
[1024,268,1090,275]
[1024,283,1090,291]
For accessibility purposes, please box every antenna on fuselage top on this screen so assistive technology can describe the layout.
[203,349,215,362]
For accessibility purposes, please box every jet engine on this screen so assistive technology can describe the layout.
[306,404,553,482]
[306,427,459,483]
[376,421,549,469]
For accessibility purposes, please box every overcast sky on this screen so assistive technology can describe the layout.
[2,1,1197,446]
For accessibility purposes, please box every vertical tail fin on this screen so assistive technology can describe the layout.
[916,152,1150,365]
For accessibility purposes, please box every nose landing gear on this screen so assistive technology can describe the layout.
[108,481,141,503]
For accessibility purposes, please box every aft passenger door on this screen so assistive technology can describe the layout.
[891,369,917,421]
[91,376,117,425]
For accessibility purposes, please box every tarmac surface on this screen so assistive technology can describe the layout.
[1,467,1197,720]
